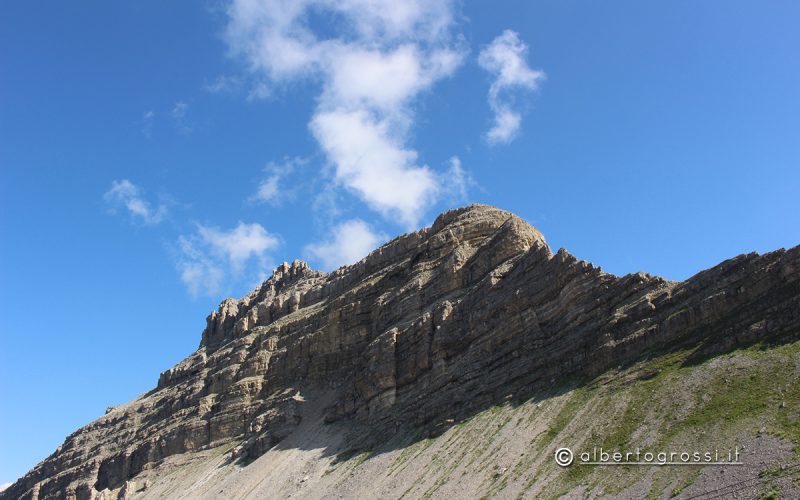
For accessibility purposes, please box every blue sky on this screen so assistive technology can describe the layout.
[1,0,799,486]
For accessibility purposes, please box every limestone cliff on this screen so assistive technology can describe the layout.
[4,204,799,499]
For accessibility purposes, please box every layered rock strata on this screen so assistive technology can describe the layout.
[4,204,799,499]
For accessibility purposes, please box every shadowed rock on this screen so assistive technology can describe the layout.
[4,204,799,499]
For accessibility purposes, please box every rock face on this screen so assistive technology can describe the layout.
[4,204,800,499]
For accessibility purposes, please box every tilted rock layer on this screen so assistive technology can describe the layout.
[4,204,800,499]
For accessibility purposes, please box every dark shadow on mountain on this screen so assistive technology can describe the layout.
[236,319,800,474]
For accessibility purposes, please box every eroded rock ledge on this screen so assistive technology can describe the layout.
[4,204,799,500]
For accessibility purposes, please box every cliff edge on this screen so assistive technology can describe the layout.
[4,204,800,499]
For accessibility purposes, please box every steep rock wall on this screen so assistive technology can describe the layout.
[4,204,799,499]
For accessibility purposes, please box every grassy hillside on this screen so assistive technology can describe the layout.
[128,337,800,499]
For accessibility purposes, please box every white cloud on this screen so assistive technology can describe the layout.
[177,236,225,298]
[104,179,167,225]
[485,107,522,145]
[0,483,10,493]
[321,44,461,113]
[172,101,188,120]
[305,219,386,270]
[141,110,154,138]
[442,156,473,201]
[478,30,544,145]
[178,222,279,297]
[250,157,306,205]
[321,0,453,42]
[171,101,192,134]
[311,183,344,225]
[310,109,438,227]
[203,75,243,94]
[255,174,280,203]
[198,222,278,271]
[224,0,465,227]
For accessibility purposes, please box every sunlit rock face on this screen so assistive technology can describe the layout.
[4,204,799,500]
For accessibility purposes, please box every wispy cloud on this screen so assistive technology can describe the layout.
[250,156,306,205]
[478,30,544,145]
[203,74,243,94]
[141,110,155,138]
[177,236,225,298]
[103,179,167,225]
[442,156,474,202]
[177,222,280,297]
[171,101,192,134]
[309,109,439,226]
[223,0,465,228]
[103,179,284,297]
[255,174,280,203]
[305,219,386,270]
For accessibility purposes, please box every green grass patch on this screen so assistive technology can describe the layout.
[540,387,592,450]
[352,449,373,467]
[669,468,702,498]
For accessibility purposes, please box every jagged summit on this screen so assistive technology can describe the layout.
[270,259,319,284]
[201,203,544,351]
[4,205,799,500]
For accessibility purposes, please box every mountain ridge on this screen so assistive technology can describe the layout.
[4,204,799,499]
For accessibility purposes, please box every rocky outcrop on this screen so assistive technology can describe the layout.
[4,204,799,499]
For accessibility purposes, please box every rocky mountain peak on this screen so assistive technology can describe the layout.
[199,258,327,350]
[268,259,318,288]
[4,204,798,500]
